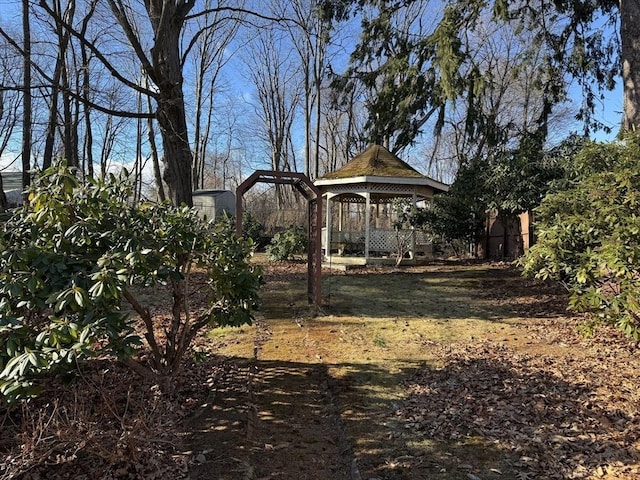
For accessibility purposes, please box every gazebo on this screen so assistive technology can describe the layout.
[315,144,449,266]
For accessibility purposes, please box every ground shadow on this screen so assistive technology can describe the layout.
[388,352,637,479]
[186,349,638,480]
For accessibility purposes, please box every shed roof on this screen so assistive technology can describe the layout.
[320,144,424,180]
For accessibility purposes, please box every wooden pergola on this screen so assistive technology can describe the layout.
[236,170,323,306]
[315,145,448,266]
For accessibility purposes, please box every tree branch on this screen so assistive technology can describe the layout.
[122,288,163,365]
[185,6,292,25]
[38,0,157,99]
[105,0,157,84]
[0,28,156,119]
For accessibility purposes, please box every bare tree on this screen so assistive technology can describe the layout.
[97,87,129,176]
[420,15,575,178]
[271,0,327,179]
[33,1,288,205]
[188,1,243,190]
[0,38,21,162]
[0,56,20,209]
[78,2,96,177]
[21,0,31,193]
[144,75,166,202]
[320,81,368,174]
[245,27,302,174]
[40,0,76,169]
[100,0,194,205]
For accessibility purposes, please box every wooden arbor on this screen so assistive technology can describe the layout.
[236,170,323,306]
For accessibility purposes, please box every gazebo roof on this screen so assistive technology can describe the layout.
[319,144,424,180]
[315,144,449,196]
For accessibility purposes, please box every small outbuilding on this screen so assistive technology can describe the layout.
[192,189,236,222]
[1,172,24,208]
[315,144,448,266]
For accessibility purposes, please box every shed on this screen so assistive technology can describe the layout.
[315,144,448,266]
[192,189,236,221]
[1,172,24,208]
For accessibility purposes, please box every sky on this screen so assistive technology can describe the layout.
[590,86,623,142]
[0,0,627,180]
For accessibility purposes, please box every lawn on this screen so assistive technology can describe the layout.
[2,259,639,480]
[189,258,640,480]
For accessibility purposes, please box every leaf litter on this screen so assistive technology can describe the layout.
[3,260,640,480]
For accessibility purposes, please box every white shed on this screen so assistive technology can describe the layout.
[192,189,236,221]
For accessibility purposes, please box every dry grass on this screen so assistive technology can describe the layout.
[3,259,639,480]
[201,259,640,480]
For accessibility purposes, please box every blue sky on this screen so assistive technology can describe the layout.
[590,85,623,141]
[0,0,628,177]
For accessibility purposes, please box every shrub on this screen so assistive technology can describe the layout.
[0,162,262,403]
[266,225,307,261]
[242,211,265,247]
[520,137,640,338]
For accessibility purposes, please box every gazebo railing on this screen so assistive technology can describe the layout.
[322,227,432,258]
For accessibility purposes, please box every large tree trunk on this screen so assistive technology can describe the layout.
[107,0,194,206]
[147,1,194,207]
[156,82,193,207]
[621,0,640,131]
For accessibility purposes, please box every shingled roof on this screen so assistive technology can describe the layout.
[320,144,425,180]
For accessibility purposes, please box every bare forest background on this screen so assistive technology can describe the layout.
[0,0,626,233]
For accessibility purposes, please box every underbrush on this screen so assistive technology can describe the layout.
[0,353,223,480]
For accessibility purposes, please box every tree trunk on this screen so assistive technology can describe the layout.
[107,0,194,206]
[43,0,73,169]
[621,0,640,131]
[147,2,194,207]
[0,173,7,210]
[79,4,95,178]
[192,43,206,191]
[21,0,31,196]
[157,84,193,206]
[61,52,76,167]
[146,85,166,202]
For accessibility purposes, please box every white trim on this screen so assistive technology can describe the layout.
[315,175,449,192]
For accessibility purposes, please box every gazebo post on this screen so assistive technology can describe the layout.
[325,193,332,259]
[364,192,371,261]
[411,191,417,259]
